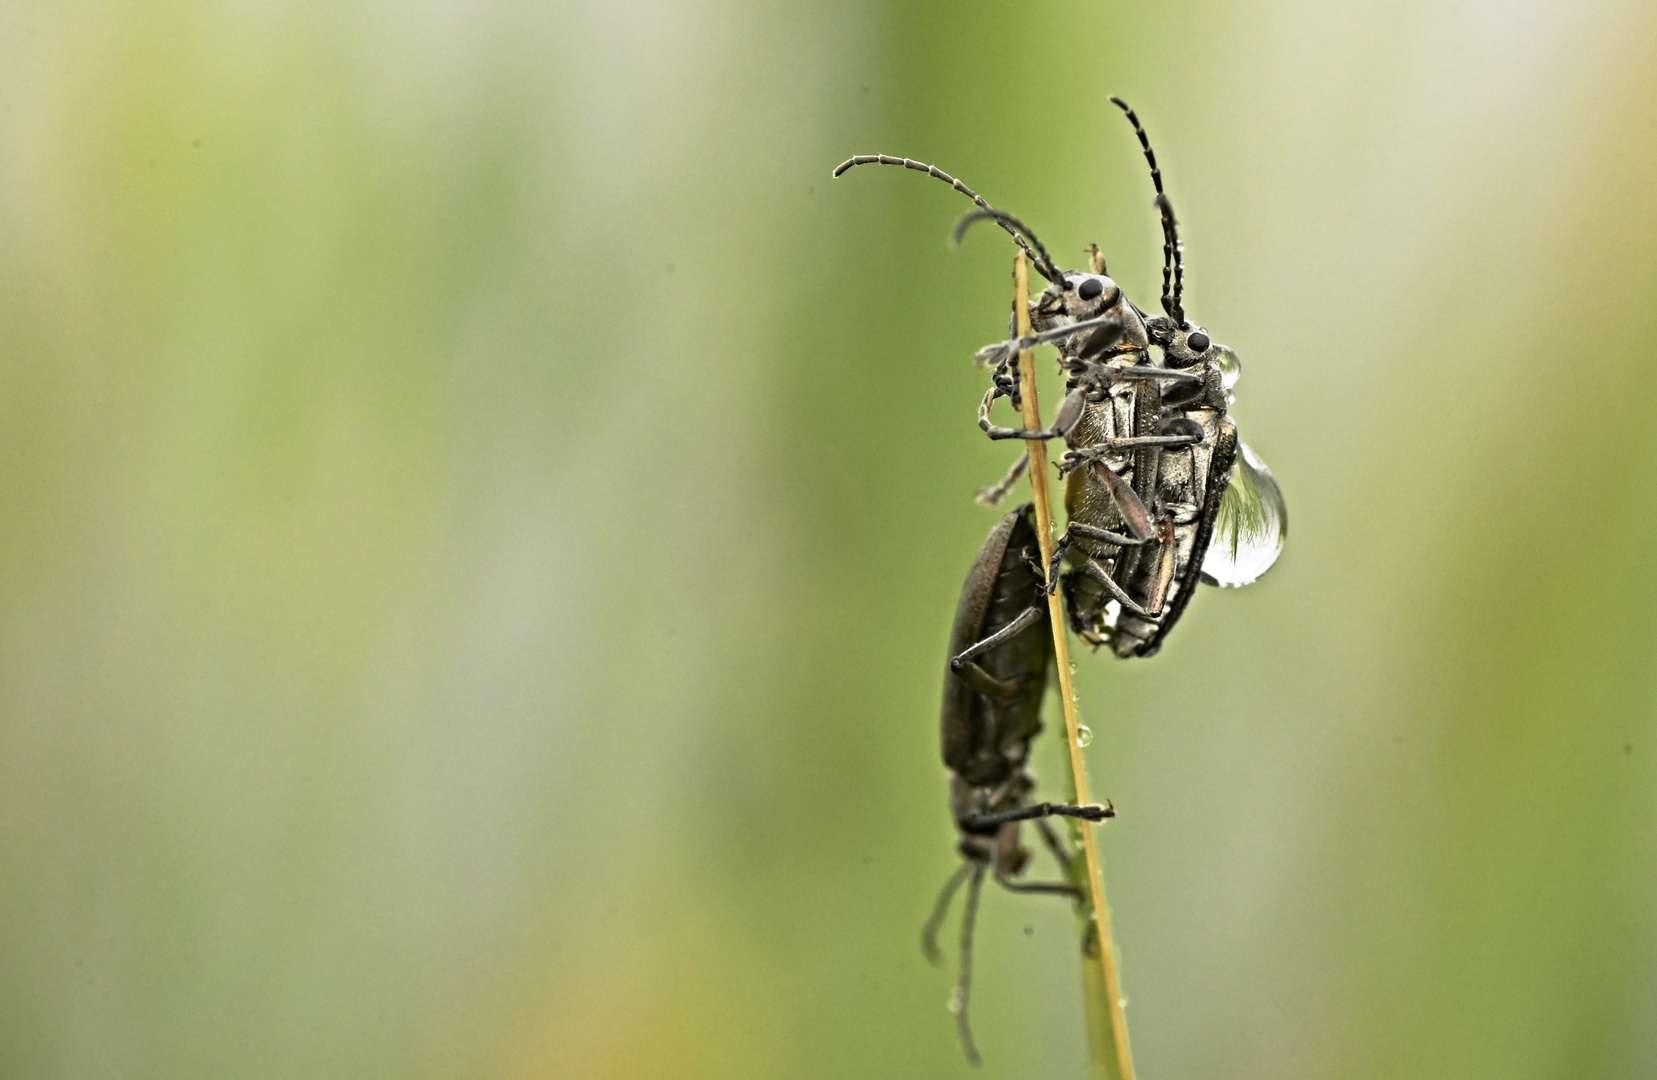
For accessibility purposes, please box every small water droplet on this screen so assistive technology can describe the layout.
[947,988,965,1013]
[1214,344,1242,391]
[1068,661,1078,674]
[1076,726,1093,747]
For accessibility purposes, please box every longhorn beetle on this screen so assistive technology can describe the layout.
[836,97,1285,661]
[924,502,1113,1065]
[835,97,1285,1063]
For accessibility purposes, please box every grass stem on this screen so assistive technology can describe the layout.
[1011,252,1136,1080]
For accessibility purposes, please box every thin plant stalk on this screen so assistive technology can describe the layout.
[1010,251,1136,1080]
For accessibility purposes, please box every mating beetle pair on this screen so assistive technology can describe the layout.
[838,97,1285,1063]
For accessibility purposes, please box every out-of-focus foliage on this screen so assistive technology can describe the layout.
[2,2,1655,1077]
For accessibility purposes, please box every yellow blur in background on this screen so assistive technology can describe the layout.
[2,2,1655,1078]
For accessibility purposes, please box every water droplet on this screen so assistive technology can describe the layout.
[1068,661,1078,674]
[1214,344,1242,392]
[1075,726,1093,747]
[947,988,965,1013]
[1201,441,1286,587]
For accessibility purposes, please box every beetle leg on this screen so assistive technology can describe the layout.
[1058,433,1200,474]
[1144,519,1178,615]
[1044,523,1143,595]
[953,863,987,1067]
[1089,461,1157,541]
[921,861,976,967]
[1053,448,1093,474]
[973,314,1124,370]
[1041,537,1070,596]
[1110,433,1202,449]
[965,800,1115,827]
[1079,559,1161,619]
[978,386,1087,442]
[976,386,1034,440]
[1095,364,1202,384]
[950,604,1044,670]
[1066,521,1148,546]
[951,661,1026,699]
[993,860,1081,898]
[974,451,1029,506]
[1034,818,1077,875]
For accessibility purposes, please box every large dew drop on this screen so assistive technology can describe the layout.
[1201,441,1286,587]
[1075,725,1093,748]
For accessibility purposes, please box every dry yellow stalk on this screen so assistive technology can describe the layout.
[1011,251,1136,1080]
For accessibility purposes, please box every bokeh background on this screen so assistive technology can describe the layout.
[2,1,1656,1078]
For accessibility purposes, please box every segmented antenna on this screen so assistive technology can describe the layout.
[1108,97,1185,327]
[833,155,1064,285]
[951,209,1061,287]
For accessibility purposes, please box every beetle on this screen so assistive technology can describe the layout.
[922,502,1114,1065]
[835,97,1285,661]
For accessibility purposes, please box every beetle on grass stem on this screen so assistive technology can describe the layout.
[925,502,1113,1064]
[835,98,1286,660]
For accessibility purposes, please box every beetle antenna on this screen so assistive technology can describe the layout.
[952,210,1064,288]
[1108,97,1185,326]
[921,861,975,965]
[834,155,1063,284]
[954,862,988,1066]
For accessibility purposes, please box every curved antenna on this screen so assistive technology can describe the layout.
[834,155,1063,285]
[921,861,975,965]
[954,861,988,1066]
[952,209,1063,286]
[1108,97,1186,326]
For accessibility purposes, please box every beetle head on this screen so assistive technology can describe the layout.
[1034,273,1148,353]
[1152,317,1216,369]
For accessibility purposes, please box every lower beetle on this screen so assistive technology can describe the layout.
[924,502,1114,1065]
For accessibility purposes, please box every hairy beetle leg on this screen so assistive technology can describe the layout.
[978,386,1087,442]
[1078,558,1163,619]
[1087,461,1158,541]
[972,314,1125,370]
[1145,519,1178,615]
[1034,818,1077,875]
[1043,525,1144,595]
[994,863,1082,898]
[974,451,1029,506]
[950,604,1044,668]
[965,799,1115,828]
[949,604,1045,698]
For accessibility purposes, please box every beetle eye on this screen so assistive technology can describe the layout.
[1186,331,1210,352]
[1077,278,1104,301]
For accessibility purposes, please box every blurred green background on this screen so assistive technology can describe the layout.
[2,1,1656,1078]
